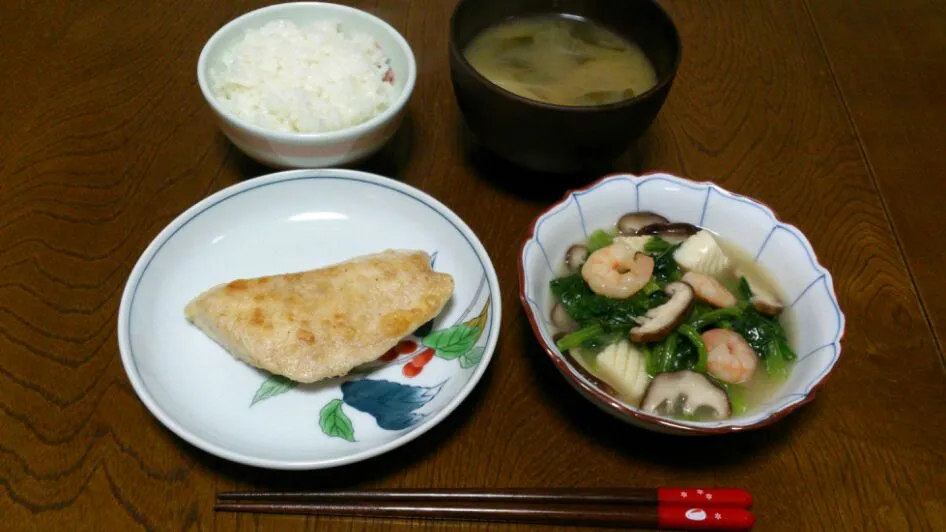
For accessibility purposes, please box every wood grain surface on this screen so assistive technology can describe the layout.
[1,1,944,531]
[805,0,946,362]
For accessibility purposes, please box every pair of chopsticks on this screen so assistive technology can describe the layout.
[215,487,755,530]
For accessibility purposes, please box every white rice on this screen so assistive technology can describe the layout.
[210,19,396,133]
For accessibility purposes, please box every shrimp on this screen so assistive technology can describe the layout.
[702,328,758,384]
[581,243,655,299]
[682,271,738,308]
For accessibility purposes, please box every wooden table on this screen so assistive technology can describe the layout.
[2,1,944,530]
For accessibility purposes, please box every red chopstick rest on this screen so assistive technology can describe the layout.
[657,488,753,508]
[657,506,755,530]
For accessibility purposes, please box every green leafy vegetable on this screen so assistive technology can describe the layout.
[650,333,698,374]
[651,334,671,373]
[650,242,683,283]
[763,345,789,378]
[579,331,627,353]
[729,276,797,376]
[731,308,794,361]
[641,343,656,377]
[554,325,632,353]
[686,302,713,325]
[671,336,698,372]
[586,229,614,252]
[687,306,744,331]
[556,324,603,351]
[715,380,749,416]
[643,236,673,254]
[550,273,667,347]
[640,278,662,296]
[736,276,754,302]
[550,238,798,391]
[729,388,749,416]
[549,237,680,353]
[677,324,708,373]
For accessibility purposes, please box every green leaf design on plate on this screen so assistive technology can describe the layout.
[459,346,486,369]
[423,324,481,360]
[319,399,355,442]
[250,374,297,406]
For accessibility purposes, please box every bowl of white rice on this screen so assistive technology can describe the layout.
[197,2,416,169]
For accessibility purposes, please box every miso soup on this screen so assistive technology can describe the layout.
[464,14,658,106]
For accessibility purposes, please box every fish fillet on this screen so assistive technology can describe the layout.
[184,250,455,383]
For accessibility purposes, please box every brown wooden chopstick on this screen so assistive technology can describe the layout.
[217,487,753,508]
[219,487,657,505]
[213,500,756,529]
[215,488,756,529]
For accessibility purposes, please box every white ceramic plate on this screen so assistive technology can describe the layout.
[520,172,845,435]
[118,169,501,469]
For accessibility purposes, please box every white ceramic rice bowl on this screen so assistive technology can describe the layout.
[196,2,417,168]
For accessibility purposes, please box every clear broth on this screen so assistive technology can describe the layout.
[555,230,796,419]
[714,236,796,414]
[464,14,658,106]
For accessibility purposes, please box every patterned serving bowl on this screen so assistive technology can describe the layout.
[519,172,845,435]
[118,169,501,469]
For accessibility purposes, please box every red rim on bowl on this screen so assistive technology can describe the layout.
[517,171,847,435]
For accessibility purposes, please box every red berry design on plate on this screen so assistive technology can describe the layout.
[401,348,435,378]
[396,340,418,354]
[402,363,422,378]
[414,348,435,367]
[379,347,399,362]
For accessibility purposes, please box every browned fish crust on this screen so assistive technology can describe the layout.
[184,250,454,383]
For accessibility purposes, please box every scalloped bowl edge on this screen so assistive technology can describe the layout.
[518,172,846,435]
